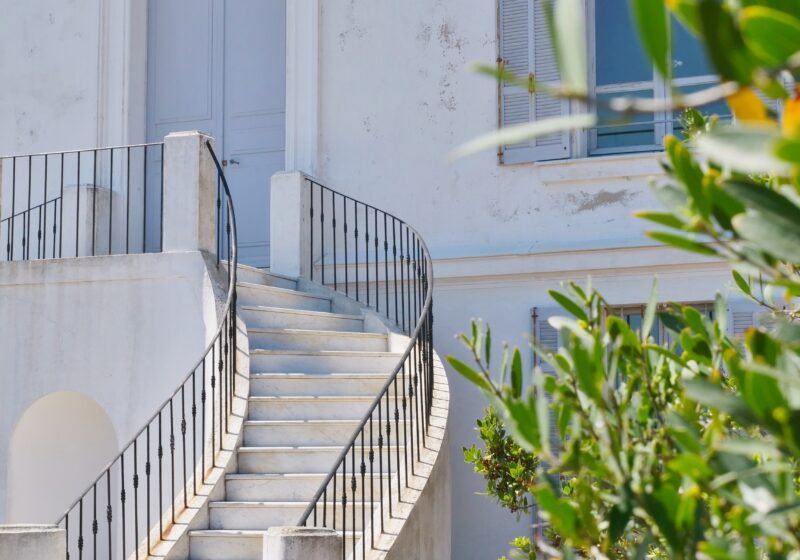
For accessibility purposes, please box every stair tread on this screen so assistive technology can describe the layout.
[237,282,330,301]
[209,500,380,507]
[247,327,385,338]
[248,395,375,401]
[251,372,388,378]
[244,419,363,425]
[239,445,402,452]
[189,529,265,537]
[240,305,361,319]
[236,264,297,282]
[226,472,330,479]
[250,349,401,357]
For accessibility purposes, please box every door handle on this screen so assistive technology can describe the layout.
[222,158,240,167]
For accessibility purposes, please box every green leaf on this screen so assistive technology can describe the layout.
[485,326,492,366]
[697,0,756,84]
[450,113,597,159]
[732,211,800,262]
[446,356,493,394]
[630,0,670,79]
[684,379,759,426]
[548,289,588,322]
[646,232,717,256]
[633,211,686,230]
[773,137,800,165]
[666,136,709,218]
[533,484,579,539]
[732,270,752,296]
[723,180,800,224]
[740,7,800,68]
[714,292,727,337]
[642,278,658,344]
[695,127,792,176]
[551,0,588,95]
[472,62,536,92]
[504,398,542,452]
[669,0,702,36]
[511,348,523,398]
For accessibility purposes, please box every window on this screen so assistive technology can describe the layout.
[498,0,776,163]
[611,302,714,347]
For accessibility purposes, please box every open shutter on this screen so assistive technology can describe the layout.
[532,306,562,540]
[727,299,775,349]
[500,0,571,164]
[532,306,562,452]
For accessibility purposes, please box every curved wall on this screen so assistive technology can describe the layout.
[6,392,118,522]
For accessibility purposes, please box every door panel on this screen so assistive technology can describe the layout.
[146,0,285,267]
[223,0,286,267]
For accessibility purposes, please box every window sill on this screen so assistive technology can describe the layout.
[537,151,665,186]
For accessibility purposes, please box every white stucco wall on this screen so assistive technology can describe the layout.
[0,251,220,523]
[0,0,146,156]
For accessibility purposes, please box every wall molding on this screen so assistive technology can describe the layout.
[432,242,727,286]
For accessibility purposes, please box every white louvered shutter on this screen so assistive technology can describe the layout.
[532,306,563,540]
[500,0,571,164]
[533,307,562,452]
[727,299,776,351]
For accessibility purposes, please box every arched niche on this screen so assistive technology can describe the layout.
[6,392,118,522]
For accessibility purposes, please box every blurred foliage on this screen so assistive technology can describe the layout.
[451,0,800,558]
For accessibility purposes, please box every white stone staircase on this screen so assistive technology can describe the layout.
[188,265,396,560]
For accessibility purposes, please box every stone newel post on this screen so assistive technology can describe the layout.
[270,171,311,278]
[162,131,218,255]
[264,527,341,560]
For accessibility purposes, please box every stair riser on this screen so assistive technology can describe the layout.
[250,375,389,397]
[248,331,387,352]
[238,286,331,311]
[243,422,360,446]
[226,475,395,502]
[237,448,344,473]
[210,504,375,531]
[247,399,373,421]
[241,309,363,331]
[234,267,297,289]
[250,353,399,374]
[189,534,263,560]
[189,532,356,560]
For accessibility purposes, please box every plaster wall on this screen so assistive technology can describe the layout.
[0,0,146,156]
[0,251,220,523]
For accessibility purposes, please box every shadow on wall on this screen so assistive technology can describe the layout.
[5,391,118,523]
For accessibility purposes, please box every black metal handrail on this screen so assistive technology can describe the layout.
[298,179,435,559]
[55,141,238,560]
[1,143,165,261]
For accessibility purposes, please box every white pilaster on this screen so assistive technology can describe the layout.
[285,0,320,176]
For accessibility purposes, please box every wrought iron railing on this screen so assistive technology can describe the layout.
[55,141,237,559]
[0,143,164,261]
[298,179,435,558]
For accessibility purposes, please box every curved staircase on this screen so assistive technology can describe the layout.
[189,266,402,559]
[42,140,449,560]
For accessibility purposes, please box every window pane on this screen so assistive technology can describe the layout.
[623,310,660,343]
[596,91,657,150]
[672,83,732,139]
[596,0,652,86]
[672,17,713,79]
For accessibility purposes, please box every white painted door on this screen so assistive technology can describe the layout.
[147,0,286,267]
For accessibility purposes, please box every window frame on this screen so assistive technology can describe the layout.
[580,0,727,158]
